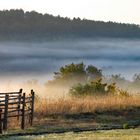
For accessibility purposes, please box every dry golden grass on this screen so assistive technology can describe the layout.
[6,95,140,129]
[34,95,140,117]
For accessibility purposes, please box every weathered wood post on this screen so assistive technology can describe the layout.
[21,93,25,130]
[19,89,23,94]
[3,94,9,130]
[30,90,35,126]
[17,89,22,120]
[0,109,3,134]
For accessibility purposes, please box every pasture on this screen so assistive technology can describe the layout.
[1,129,140,140]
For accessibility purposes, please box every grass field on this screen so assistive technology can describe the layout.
[35,95,140,116]
[0,95,140,139]
[1,128,140,140]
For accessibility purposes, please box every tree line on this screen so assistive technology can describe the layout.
[0,9,140,41]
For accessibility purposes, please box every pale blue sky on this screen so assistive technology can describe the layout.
[0,0,140,24]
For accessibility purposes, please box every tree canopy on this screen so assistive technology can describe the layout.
[0,9,140,41]
[47,63,102,87]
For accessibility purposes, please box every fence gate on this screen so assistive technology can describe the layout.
[0,89,35,134]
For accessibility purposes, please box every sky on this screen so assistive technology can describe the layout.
[0,0,140,25]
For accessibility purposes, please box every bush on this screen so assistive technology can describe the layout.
[107,83,117,95]
[123,123,129,129]
[118,89,129,97]
[70,79,107,97]
[69,78,129,97]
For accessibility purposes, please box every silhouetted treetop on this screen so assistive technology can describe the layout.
[0,9,140,41]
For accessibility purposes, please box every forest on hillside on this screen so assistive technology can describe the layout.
[0,9,140,41]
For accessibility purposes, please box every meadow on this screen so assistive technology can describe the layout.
[0,63,140,139]
[1,129,140,140]
[5,94,140,137]
[35,95,140,116]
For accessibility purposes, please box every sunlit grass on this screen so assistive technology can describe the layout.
[35,95,140,116]
[1,129,140,140]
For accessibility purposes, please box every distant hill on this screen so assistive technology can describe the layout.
[0,9,140,41]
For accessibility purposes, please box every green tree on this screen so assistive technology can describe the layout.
[70,79,107,97]
[86,65,102,81]
[0,9,140,41]
[47,62,102,87]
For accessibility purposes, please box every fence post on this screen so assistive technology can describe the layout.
[3,95,9,130]
[21,93,25,130]
[17,89,22,120]
[0,109,3,134]
[19,89,23,94]
[30,90,35,126]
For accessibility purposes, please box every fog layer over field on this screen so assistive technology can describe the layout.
[0,38,140,94]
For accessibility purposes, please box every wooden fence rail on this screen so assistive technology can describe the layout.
[0,89,35,134]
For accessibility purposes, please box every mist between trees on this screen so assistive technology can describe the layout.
[1,62,140,98]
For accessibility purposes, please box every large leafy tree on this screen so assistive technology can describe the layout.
[47,62,102,87]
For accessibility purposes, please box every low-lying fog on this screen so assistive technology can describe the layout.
[0,38,140,94]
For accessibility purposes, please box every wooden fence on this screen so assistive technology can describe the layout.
[0,89,35,134]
